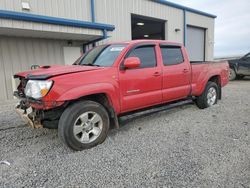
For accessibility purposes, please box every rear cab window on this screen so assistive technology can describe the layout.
[160,45,184,66]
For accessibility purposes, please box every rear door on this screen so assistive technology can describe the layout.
[119,44,162,112]
[160,45,191,102]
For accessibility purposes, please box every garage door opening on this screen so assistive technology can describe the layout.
[186,25,206,61]
[131,14,166,40]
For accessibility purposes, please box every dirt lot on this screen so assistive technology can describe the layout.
[0,79,250,188]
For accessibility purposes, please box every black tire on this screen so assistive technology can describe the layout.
[58,100,110,151]
[42,120,58,129]
[236,75,245,80]
[229,68,236,81]
[196,81,219,109]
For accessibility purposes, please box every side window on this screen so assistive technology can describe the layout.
[161,47,184,66]
[128,46,156,68]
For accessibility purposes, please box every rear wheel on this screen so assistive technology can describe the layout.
[58,100,110,151]
[229,68,236,81]
[196,81,219,109]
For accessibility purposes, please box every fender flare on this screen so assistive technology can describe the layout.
[56,83,120,113]
[196,74,221,96]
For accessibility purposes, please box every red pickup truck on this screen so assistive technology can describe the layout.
[14,40,229,150]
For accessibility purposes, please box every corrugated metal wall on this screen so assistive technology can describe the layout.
[0,0,91,21]
[94,0,214,60]
[0,0,102,37]
[186,26,205,61]
[0,0,215,101]
[186,12,215,61]
[95,0,184,44]
[0,36,66,100]
[0,0,215,58]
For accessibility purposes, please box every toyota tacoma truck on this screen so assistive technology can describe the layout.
[228,52,250,81]
[14,40,229,151]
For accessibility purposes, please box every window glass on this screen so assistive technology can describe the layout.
[128,46,156,68]
[79,44,126,67]
[161,47,184,65]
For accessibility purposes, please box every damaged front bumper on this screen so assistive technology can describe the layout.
[15,103,43,129]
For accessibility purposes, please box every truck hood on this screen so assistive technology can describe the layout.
[14,65,103,80]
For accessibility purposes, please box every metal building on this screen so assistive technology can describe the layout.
[0,0,216,101]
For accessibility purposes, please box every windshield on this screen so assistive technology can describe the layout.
[79,44,127,67]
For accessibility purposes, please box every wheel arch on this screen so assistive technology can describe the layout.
[67,93,119,129]
[207,75,222,99]
[56,83,120,112]
[195,75,222,99]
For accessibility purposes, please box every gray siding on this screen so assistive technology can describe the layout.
[187,26,205,61]
[0,0,91,21]
[95,0,184,43]
[0,0,216,101]
[95,0,215,60]
[186,12,215,61]
[0,18,103,39]
[0,0,102,38]
[0,36,66,100]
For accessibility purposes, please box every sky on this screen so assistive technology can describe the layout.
[167,0,250,58]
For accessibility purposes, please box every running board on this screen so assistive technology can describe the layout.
[118,99,194,125]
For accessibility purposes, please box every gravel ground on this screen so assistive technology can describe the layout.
[0,79,250,188]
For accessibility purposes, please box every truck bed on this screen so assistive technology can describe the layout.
[190,61,229,96]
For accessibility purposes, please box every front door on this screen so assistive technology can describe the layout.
[119,44,162,112]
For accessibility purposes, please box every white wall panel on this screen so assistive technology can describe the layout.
[0,36,66,100]
[0,18,103,38]
[0,0,215,101]
[0,0,91,21]
[95,0,184,44]
[187,26,205,61]
[94,0,214,60]
[186,12,215,60]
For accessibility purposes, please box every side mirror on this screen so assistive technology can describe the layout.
[123,57,141,69]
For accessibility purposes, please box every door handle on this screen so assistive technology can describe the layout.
[183,69,189,73]
[153,72,161,76]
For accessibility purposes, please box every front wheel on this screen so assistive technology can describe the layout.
[58,100,110,151]
[196,81,219,109]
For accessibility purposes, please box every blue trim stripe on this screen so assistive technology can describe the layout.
[153,0,217,18]
[0,10,115,31]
